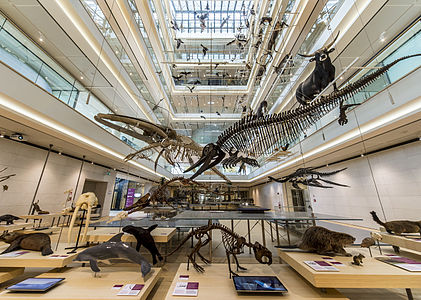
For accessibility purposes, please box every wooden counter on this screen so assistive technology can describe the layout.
[0,246,79,268]
[165,263,347,299]
[0,266,161,300]
[86,227,176,244]
[380,233,421,253]
[0,268,24,284]
[278,249,421,288]
[0,223,32,232]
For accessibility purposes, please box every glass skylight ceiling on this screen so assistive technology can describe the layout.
[169,0,254,35]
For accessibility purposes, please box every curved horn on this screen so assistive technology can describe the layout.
[325,31,340,50]
[297,52,315,58]
[67,205,80,244]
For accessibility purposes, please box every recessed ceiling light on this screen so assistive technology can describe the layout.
[58,152,62,155]
[340,76,343,80]
[0,134,4,138]
[115,50,119,54]
[91,161,94,164]
[39,37,43,42]
[129,72,133,76]
[208,101,214,104]
[80,76,84,80]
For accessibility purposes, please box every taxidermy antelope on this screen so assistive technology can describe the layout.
[67,192,98,243]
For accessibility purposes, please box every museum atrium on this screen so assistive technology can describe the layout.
[0,0,420,299]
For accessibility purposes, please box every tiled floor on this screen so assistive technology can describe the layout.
[0,220,420,299]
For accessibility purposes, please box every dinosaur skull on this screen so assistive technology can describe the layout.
[67,192,98,244]
[252,241,272,265]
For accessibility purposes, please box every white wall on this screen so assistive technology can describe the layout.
[309,141,421,228]
[250,181,284,210]
[0,138,117,216]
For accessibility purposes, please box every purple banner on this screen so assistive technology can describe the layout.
[125,188,136,207]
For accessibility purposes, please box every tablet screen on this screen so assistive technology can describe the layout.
[233,276,287,292]
[6,278,65,292]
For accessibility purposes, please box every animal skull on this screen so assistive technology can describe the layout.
[67,192,98,244]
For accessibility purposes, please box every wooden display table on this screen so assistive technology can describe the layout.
[0,246,79,268]
[278,249,421,299]
[20,226,61,235]
[21,213,67,227]
[0,267,24,284]
[380,233,421,253]
[0,223,32,232]
[164,263,347,299]
[86,227,177,244]
[0,266,161,300]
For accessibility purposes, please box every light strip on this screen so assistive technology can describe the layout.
[0,93,169,179]
[55,0,154,123]
[250,95,421,182]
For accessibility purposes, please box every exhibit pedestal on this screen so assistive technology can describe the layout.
[278,249,421,300]
[165,263,347,299]
[0,266,161,300]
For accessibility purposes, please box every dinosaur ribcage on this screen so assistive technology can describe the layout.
[221,231,243,254]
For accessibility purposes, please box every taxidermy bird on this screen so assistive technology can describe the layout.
[220,16,230,28]
[172,75,183,81]
[250,5,255,15]
[171,20,179,31]
[187,86,195,93]
[152,98,164,111]
[175,38,184,49]
[3,185,8,192]
[189,80,201,85]
[200,44,209,56]
[180,71,192,77]
[260,17,272,25]
[216,111,221,116]
[200,115,206,119]
[214,63,219,69]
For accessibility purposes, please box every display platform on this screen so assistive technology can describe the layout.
[278,249,421,299]
[86,227,176,243]
[0,223,32,232]
[0,267,24,284]
[0,245,79,268]
[164,263,347,299]
[379,233,421,253]
[0,266,161,300]
[20,226,61,235]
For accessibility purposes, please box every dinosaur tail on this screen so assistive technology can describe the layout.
[321,53,421,106]
[370,211,386,227]
[164,230,196,257]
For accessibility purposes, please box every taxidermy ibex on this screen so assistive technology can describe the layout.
[185,54,420,179]
[296,32,340,105]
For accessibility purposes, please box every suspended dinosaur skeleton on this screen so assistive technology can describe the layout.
[185,54,420,179]
[268,167,349,189]
[94,114,230,183]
